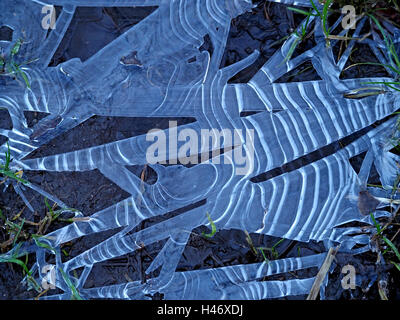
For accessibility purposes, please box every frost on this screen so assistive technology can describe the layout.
[0,0,399,299]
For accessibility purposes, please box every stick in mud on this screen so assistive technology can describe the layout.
[307,246,340,300]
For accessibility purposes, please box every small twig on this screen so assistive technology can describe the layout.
[11,205,26,221]
[307,246,340,300]
[390,227,400,243]
[35,288,49,300]
[124,273,134,283]
[326,32,371,42]
[0,238,14,249]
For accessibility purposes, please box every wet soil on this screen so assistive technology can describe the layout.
[0,0,399,300]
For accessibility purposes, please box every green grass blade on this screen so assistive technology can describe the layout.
[5,141,11,170]
[44,197,53,214]
[202,212,217,238]
[322,0,332,36]
[0,254,30,275]
[18,69,30,89]
[383,236,400,261]
[283,37,301,63]
[0,168,29,184]
[368,14,400,69]
[12,218,25,247]
[310,0,321,17]
[10,39,22,57]
[258,247,270,264]
[272,238,284,250]
[390,261,400,272]
[31,234,56,254]
[59,268,83,300]
[288,7,314,16]
[370,213,382,235]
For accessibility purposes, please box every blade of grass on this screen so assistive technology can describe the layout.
[59,268,83,300]
[202,212,217,238]
[31,234,56,254]
[12,218,25,247]
[370,213,382,235]
[10,39,22,57]
[322,0,332,37]
[258,247,270,264]
[288,7,316,16]
[382,236,400,261]
[390,260,400,272]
